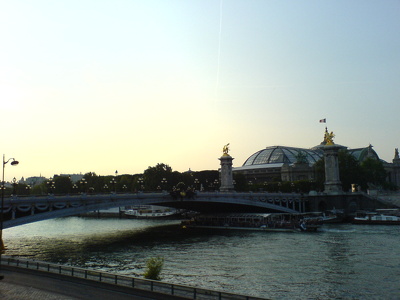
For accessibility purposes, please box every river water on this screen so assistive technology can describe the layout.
[3,217,400,299]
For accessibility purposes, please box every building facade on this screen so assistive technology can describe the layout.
[233,144,399,189]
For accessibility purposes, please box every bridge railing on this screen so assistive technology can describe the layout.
[1,256,264,300]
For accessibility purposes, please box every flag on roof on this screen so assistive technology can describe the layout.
[319,118,326,123]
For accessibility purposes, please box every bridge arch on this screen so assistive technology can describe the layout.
[3,192,305,228]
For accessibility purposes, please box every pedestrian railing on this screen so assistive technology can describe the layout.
[1,256,265,300]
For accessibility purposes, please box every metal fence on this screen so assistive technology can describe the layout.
[1,256,265,300]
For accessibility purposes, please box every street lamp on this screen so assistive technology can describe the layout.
[161,178,167,191]
[47,178,55,195]
[1,155,19,279]
[12,177,17,196]
[80,178,87,194]
[194,178,199,191]
[214,179,219,191]
[110,178,117,193]
[72,184,78,194]
[248,180,253,192]
[138,177,144,192]
[25,185,31,195]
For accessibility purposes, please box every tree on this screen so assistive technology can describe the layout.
[338,150,363,192]
[144,163,173,190]
[360,158,387,190]
[54,176,73,194]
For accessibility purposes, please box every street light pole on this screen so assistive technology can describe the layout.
[0,154,19,279]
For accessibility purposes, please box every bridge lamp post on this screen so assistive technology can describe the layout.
[72,184,78,194]
[263,181,268,192]
[248,180,253,192]
[213,179,219,192]
[47,178,55,195]
[110,178,117,194]
[138,178,144,192]
[161,178,167,191]
[80,178,87,194]
[12,177,17,196]
[194,178,199,191]
[25,185,31,195]
[1,155,19,278]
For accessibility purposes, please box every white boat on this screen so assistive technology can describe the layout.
[353,210,400,225]
[124,205,178,219]
[304,210,345,223]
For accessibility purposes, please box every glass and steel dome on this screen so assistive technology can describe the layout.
[242,146,323,167]
[348,146,380,162]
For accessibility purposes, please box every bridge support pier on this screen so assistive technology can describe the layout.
[219,153,234,192]
[321,144,347,194]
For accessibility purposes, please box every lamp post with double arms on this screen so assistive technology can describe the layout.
[12,177,17,196]
[0,155,19,279]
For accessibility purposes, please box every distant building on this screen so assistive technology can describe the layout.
[55,174,84,183]
[384,148,400,188]
[25,176,47,187]
[233,145,323,183]
[233,144,399,188]
[24,174,84,186]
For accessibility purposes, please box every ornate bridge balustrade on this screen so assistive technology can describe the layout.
[2,192,306,229]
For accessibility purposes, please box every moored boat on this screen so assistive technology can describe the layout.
[303,209,345,224]
[181,213,322,232]
[352,209,400,225]
[124,205,179,219]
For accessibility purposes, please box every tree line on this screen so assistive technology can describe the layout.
[4,151,396,196]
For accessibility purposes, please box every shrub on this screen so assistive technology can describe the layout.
[143,256,164,280]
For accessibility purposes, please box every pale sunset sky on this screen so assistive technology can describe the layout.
[1,0,399,181]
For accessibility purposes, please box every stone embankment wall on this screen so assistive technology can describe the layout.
[376,193,400,208]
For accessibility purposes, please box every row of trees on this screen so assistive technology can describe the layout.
[3,150,396,196]
[5,163,221,196]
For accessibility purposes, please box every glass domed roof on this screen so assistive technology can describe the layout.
[242,146,323,166]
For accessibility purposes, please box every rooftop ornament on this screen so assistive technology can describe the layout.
[322,127,335,146]
[222,143,230,156]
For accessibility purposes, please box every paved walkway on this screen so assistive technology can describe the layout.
[0,267,186,300]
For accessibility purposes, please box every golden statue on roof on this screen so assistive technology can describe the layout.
[222,143,230,156]
[323,127,335,145]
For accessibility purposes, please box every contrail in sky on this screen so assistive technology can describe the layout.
[215,0,223,98]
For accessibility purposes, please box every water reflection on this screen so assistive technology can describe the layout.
[4,218,400,299]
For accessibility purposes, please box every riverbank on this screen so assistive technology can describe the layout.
[0,257,265,300]
[0,266,186,300]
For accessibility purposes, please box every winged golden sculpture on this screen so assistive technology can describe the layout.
[222,143,230,156]
[324,127,335,145]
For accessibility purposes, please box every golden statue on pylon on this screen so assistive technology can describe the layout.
[222,143,230,156]
[323,127,335,145]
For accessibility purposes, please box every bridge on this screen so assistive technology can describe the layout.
[2,192,307,228]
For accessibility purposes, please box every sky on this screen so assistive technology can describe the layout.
[1,0,399,182]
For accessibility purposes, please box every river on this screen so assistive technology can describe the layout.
[3,217,400,299]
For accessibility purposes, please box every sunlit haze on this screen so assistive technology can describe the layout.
[1,0,399,181]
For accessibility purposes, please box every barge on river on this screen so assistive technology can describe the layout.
[181,213,322,232]
[352,209,400,225]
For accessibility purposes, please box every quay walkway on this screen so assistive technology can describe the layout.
[0,257,267,300]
